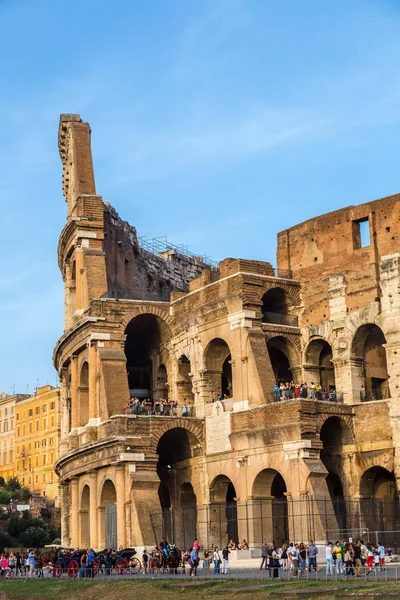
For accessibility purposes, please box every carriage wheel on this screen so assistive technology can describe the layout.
[116,557,128,574]
[93,560,102,576]
[53,564,62,578]
[67,560,79,578]
[129,557,141,574]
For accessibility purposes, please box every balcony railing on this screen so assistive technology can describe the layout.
[360,389,391,402]
[262,311,299,327]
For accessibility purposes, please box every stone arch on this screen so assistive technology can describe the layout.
[359,466,399,533]
[319,416,354,530]
[351,323,389,400]
[176,354,194,405]
[124,313,172,399]
[316,412,354,438]
[266,335,301,384]
[121,305,173,331]
[99,479,117,550]
[261,287,299,326]
[203,338,233,402]
[251,469,288,546]
[152,418,205,449]
[256,282,301,308]
[209,474,238,547]
[305,337,336,392]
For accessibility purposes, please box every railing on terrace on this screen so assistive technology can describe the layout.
[360,388,391,402]
[271,391,343,403]
[123,403,197,418]
[262,311,299,327]
[272,268,293,279]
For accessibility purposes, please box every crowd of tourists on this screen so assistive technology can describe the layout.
[0,550,47,577]
[273,382,337,402]
[123,397,194,417]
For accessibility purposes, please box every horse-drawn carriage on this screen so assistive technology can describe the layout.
[41,546,141,577]
[96,548,142,574]
[149,545,181,574]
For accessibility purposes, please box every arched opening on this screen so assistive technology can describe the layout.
[305,339,335,392]
[177,355,194,404]
[124,314,171,399]
[100,480,117,549]
[262,288,298,326]
[210,475,238,548]
[156,427,201,545]
[267,336,298,385]
[252,469,288,546]
[320,417,354,531]
[204,339,233,402]
[155,364,168,401]
[352,324,389,401]
[80,485,90,548]
[180,482,197,549]
[78,361,89,427]
[360,467,399,532]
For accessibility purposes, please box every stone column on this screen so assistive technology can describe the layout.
[59,370,70,455]
[61,482,71,547]
[88,342,98,422]
[70,355,79,430]
[89,472,98,549]
[70,478,80,547]
[97,506,105,549]
[116,467,126,548]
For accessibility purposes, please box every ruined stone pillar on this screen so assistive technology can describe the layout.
[70,478,79,547]
[89,472,98,549]
[116,467,126,548]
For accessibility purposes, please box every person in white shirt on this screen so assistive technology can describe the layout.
[213,547,221,574]
[325,542,333,576]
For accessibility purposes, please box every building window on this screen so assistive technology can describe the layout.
[36,420,39,431]
[35,441,39,449]
[17,425,20,436]
[43,473,46,482]
[352,217,370,249]
[35,475,38,483]
[29,409,33,417]
[29,423,32,433]
[51,416,55,427]
[16,414,19,420]
[4,422,8,433]
[43,418,47,429]
[42,439,47,447]
[50,402,55,410]
[43,405,47,413]
[43,455,47,465]
[35,456,39,466]
[50,437,54,446]
[16,461,19,471]
[35,406,40,414]
[21,424,24,435]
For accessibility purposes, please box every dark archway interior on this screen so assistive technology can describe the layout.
[359,467,399,532]
[306,339,335,390]
[156,428,194,469]
[262,288,297,326]
[125,314,169,397]
[221,355,232,397]
[268,346,292,384]
[320,417,353,530]
[352,324,389,400]
[271,473,288,546]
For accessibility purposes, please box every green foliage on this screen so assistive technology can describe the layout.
[0,476,5,487]
[0,490,11,505]
[0,532,14,552]
[5,476,21,492]
[19,526,51,548]
[19,486,30,500]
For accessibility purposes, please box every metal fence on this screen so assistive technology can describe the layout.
[151,496,400,551]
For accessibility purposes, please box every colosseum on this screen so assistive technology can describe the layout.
[55,114,400,554]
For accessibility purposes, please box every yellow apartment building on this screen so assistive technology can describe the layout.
[0,393,29,480]
[15,386,60,501]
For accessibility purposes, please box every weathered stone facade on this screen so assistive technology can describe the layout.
[55,114,400,551]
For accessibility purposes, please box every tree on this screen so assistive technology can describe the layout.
[0,490,11,505]
[0,477,5,487]
[5,476,21,493]
[20,526,51,548]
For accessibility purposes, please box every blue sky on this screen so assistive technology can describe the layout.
[1,0,400,394]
